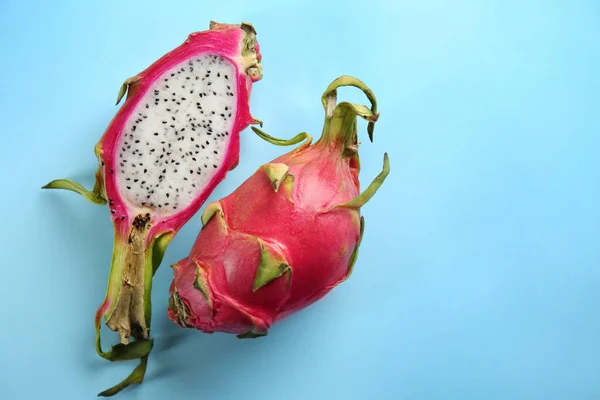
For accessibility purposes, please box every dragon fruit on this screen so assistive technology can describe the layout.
[168,76,390,338]
[43,22,264,395]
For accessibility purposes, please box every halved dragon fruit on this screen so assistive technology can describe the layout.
[44,21,264,396]
[168,76,390,338]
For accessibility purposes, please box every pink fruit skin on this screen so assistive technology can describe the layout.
[98,24,261,244]
[170,139,365,335]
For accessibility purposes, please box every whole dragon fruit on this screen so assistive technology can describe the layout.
[43,22,265,395]
[169,76,390,338]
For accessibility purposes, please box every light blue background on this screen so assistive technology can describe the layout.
[1,1,599,399]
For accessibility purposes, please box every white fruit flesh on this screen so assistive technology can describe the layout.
[115,54,238,215]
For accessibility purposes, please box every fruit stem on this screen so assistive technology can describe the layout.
[317,76,379,155]
[93,215,172,396]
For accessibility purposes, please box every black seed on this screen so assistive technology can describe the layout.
[134,179,139,182]
[121,216,125,220]
[213,164,218,168]
[224,75,228,79]
[143,169,147,173]
[154,132,159,136]
[126,186,131,189]
[111,210,116,214]
[162,121,167,124]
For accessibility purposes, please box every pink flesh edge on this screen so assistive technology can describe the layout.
[97,27,255,244]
